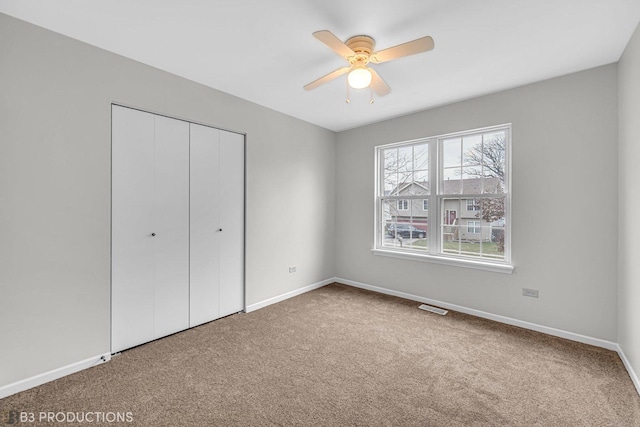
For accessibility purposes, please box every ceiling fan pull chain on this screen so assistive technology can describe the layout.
[369,85,374,104]
[346,79,351,104]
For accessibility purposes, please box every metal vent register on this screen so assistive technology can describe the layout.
[418,304,448,316]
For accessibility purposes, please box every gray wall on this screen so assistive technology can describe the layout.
[335,64,619,341]
[618,22,640,384]
[0,13,336,387]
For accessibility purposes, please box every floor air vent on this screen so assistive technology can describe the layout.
[418,304,448,315]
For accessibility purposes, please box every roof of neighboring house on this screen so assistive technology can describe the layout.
[391,177,502,196]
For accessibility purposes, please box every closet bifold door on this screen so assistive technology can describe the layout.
[112,106,155,352]
[189,123,221,327]
[190,126,245,325]
[111,106,189,353]
[152,115,190,338]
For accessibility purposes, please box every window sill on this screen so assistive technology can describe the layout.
[371,248,514,274]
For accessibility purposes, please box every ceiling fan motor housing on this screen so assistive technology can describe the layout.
[346,35,375,65]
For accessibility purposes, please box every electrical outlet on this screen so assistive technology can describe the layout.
[522,288,539,298]
[289,266,297,273]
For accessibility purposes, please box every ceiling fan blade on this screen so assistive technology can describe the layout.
[304,67,351,91]
[370,68,391,96]
[371,36,434,63]
[313,30,355,59]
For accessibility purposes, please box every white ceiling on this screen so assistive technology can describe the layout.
[1,0,639,132]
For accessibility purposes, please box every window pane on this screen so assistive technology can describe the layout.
[483,176,503,194]
[462,166,482,181]
[463,134,482,178]
[384,148,398,174]
[442,199,460,225]
[466,199,480,211]
[397,171,412,190]
[413,171,429,194]
[414,170,429,186]
[481,131,506,189]
[442,168,461,194]
[480,197,506,258]
[461,173,483,194]
[482,226,505,260]
[398,146,413,173]
[462,135,484,188]
[381,200,400,248]
[398,199,409,210]
[478,197,506,226]
[439,196,505,260]
[406,170,429,195]
[403,199,427,250]
[382,199,399,223]
[443,138,461,168]
[443,238,504,259]
[384,173,398,195]
[467,220,481,234]
[413,143,429,170]
[442,225,460,254]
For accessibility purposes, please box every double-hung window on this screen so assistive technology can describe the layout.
[374,124,512,273]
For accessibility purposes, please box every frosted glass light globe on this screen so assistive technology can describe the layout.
[347,67,372,89]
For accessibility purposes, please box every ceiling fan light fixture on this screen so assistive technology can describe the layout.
[347,67,372,89]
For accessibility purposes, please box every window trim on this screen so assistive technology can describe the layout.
[371,248,514,273]
[374,124,513,273]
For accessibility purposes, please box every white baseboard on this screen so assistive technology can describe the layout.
[0,353,111,400]
[335,277,619,351]
[245,277,335,313]
[617,345,640,396]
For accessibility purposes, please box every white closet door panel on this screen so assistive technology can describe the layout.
[111,106,155,352]
[153,115,190,338]
[219,130,245,317]
[189,123,221,327]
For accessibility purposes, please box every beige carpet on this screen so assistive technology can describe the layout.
[2,283,639,426]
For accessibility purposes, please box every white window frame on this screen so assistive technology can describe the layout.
[398,200,409,211]
[373,124,513,274]
[422,199,428,211]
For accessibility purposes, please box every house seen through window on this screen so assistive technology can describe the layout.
[375,124,511,265]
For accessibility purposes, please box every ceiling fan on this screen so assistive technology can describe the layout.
[304,30,435,102]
